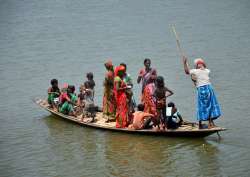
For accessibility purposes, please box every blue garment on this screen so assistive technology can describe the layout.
[197,85,221,121]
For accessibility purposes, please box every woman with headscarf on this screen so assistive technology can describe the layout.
[183,56,221,129]
[103,60,116,120]
[114,65,129,128]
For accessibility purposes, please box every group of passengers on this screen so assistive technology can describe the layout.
[102,58,183,130]
[47,72,96,120]
[48,56,221,130]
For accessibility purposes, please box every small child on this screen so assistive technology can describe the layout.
[154,76,173,128]
[129,104,154,130]
[166,102,183,129]
[80,81,95,121]
[77,84,86,108]
[85,72,95,90]
[48,79,60,111]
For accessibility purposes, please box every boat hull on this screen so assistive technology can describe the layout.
[35,98,226,138]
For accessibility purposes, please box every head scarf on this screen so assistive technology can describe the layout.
[105,59,113,68]
[118,65,125,72]
[115,65,125,77]
[194,58,206,68]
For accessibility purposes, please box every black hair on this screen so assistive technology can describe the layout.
[68,85,75,93]
[86,72,94,79]
[167,102,175,108]
[144,58,151,64]
[51,79,58,85]
[156,76,165,88]
[120,63,127,70]
[137,104,145,111]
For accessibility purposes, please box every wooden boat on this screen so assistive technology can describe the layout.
[34,98,226,137]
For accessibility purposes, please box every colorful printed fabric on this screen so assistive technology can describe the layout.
[114,76,128,128]
[197,84,221,121]
[142,83,156,116]
[139,68,157,93]
[103,70,116,117]
[47,87,60,104]
[48,93,58,105]
[59,93,77,115]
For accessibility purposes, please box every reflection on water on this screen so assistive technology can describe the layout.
[43,115,222,176]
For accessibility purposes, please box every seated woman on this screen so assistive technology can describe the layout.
[166,102,183,129]
[47,79,60,111]
[129,104,154,130]
[59,85,78,116]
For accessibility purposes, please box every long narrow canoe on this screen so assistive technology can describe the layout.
[35,98,226,137]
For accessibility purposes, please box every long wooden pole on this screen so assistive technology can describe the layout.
[171,25,184,58]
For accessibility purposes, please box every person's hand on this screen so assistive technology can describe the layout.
[139,69,144,77]
[191,74,197,82]
[182,56,188,63]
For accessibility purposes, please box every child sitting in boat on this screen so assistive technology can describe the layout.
[59,85,78,116]
[48,79,61,111]
[128,104,154,130]
[166,102,183,129]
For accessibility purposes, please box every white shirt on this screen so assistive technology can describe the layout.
[190,68,211,87]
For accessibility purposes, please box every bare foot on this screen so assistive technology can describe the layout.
[208,123,214,129]
[153,126,160,131]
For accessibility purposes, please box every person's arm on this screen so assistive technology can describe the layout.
[165,87,174,97]
[137,69,144,84]
[152,68,157,78]
[127,74,133,87]
[48,88,60,95]
[183,56,190,75]
[143,112,154,117]
[77,97,82,107]
[66,94,77,106]
[48,87,52,94]
[177,112,183,124]
[137,76,142,84]
[117,82,128,91]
